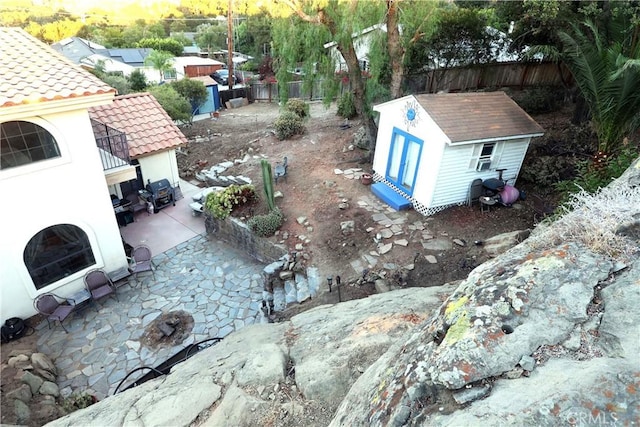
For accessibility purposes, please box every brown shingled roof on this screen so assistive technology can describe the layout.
[0,27,115,108]
[415,92,544,144]
[88,93,187,158]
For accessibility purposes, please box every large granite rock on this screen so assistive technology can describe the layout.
[45,158,640,427]
[45,286,456,427]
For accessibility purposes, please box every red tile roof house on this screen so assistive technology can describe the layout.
[88,92,188,203]
[0,28,183,321]
[371,92,545,215]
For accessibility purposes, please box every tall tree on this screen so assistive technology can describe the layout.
[273,0,384,153]
[558,16,640,155]
[144,50,175,82]
[272,0,439,153]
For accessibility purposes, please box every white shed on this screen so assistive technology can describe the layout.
[371,92,544,215]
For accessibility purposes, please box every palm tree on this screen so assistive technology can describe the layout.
[558,17,640,155]
[144,50,175,82]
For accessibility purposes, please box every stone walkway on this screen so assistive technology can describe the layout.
[35,234,266,400]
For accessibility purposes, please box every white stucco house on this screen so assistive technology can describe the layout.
[371,92,545,215]
[0,28,133,321]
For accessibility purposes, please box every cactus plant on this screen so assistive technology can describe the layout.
[261,159,276,211]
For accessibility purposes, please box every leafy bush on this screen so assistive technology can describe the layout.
[337,92,357,119]
[61,393,96,414]
[284,98,309,118]
[274,111,304,140]
[554,146,638,199]
[511,86,565,115]
[205,185,256,219]
[520,155,576,189]
[247,208,284,237]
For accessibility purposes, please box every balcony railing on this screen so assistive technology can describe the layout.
[91,119,130,171]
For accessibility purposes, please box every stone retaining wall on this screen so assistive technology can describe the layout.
[204,213,287,264]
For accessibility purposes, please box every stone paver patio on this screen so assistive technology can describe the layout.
[35,234,266,400]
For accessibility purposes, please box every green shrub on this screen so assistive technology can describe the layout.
[337,92,357,119]
[274,111,304,140]
[247,208,284,237]
[205,185,256,219]
[284,98,309,118]
[554,146,638,203]
[511,86,565,115]
[61,393,96,414]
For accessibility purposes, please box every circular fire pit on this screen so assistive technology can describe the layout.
[141,310,194,349]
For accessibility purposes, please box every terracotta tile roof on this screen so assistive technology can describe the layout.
[415,92,544,144]
[88,92,187,158]
[0,27,115,108]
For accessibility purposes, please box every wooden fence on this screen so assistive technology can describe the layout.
[249,61,573,102]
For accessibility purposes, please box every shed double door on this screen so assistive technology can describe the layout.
[386,127,423,196]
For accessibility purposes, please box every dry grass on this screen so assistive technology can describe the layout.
[528,175,640,261]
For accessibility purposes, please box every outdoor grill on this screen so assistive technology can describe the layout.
[142,179,175,213]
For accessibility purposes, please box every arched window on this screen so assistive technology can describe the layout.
[1,121,61,170]
[24,225,95,289]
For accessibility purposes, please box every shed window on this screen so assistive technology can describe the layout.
[1,121,61,170]
[470,142,502,171]
[24,224,95,289]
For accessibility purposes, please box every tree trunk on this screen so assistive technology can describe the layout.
[337,43,378,159]
[387,0,405,99]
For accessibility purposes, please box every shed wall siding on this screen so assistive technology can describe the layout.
[429,138,530,208]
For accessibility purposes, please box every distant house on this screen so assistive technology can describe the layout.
[53,37,228,84]
[173,56,225,78]
[324,23,388,72]
[371,92,544,215]
[1,28,129,320]
[88,92,188,196]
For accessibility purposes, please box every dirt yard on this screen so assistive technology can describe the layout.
[1,99,580,427]
[179,101,548,313]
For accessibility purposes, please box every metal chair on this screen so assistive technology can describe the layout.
[274,156,288,184]
[84,269,118,307]
[33,293,75,333]
[129,245,156,284]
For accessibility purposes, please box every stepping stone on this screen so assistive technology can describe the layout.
[422,239,453,250]
[394,239,409,247]
[425,255,438,264]
[378,243,393,254]
[379,229,394,239]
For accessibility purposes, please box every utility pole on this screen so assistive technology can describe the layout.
[227,0,234,87]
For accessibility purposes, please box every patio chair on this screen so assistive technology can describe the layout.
[467,178,483,207]
[33,293,75,333]
[84,269,118,307]
[129,245,156,284]
[274,156,288,184]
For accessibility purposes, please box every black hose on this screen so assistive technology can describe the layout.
[112,337,223,395]
[113,366,165,395]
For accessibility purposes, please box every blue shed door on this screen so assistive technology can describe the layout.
[386,127,423,196]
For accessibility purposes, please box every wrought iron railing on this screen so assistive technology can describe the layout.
[91,119,130,171]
